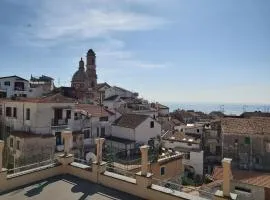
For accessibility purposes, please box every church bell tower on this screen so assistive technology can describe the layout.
[86,49,97,88]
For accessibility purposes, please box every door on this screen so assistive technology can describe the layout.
[101,127,105,137]
[54,109,63,120]
[55,132,62,145]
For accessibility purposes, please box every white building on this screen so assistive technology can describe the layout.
[162,131,204,175]
[0,75,54,98]
[106,114,161,152]
[0,76,30,98]
[73,103,117,153]
[0,93,77,150]
[0,93,119,155]
[105,86,138,99]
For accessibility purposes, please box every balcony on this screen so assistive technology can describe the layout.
[51,118,69,128]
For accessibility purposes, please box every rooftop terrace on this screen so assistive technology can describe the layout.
[1,174,142,200]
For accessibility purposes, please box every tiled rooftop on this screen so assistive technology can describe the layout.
[211,166,270,188]
[221,117,270,135]
[0,174,143,200]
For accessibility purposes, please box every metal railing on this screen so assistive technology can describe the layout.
[7,158,57,175]
[51,118,68,126]
[152,177,214,199]
[106,165,137,179]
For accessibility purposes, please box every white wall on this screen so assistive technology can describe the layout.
[158,108,169,116]
[111,126,135,141]
[162,139,203,175]
[0,77,49,98]
[105,87,135,99]
[0,77,30,98]
[135,117,161,144]
[182,151,204,175]
[1,101,75,135]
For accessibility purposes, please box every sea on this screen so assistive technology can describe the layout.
[162,102,270,116]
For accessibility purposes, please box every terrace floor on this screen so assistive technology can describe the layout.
[0,174,143,200]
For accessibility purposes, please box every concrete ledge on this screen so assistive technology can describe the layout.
[103,171,136,184]
[151,184,208,200]
[70,162,92,170]
[57,154,74,165]
[7,163,58,179]
[214,190,237,200]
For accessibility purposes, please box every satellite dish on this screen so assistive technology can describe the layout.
[86,152,97,163]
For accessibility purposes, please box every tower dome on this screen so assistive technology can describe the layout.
[71,58,88,83]
[87,49,96,57]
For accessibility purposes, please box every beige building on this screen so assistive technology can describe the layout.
[221,117,270,171]
[6,132,55,168]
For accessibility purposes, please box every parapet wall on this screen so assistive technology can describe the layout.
[0,158,207,200]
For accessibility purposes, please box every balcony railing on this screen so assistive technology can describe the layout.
[51,118,68,127]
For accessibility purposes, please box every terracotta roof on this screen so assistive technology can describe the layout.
[163,131,200,144]
[211,166,270,188]
[0,93,77,103]
[104,95,119,101]
[112,114,149,129]
[221,117,270,135]
[75,104,112,117]
[11,131,54,138]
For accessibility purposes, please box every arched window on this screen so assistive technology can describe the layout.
[91,81,95,88]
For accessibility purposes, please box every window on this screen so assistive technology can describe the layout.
[100,116,108,121]
[97,127,100,137]
[6,107,12,117]
[66,110,71,119]
[6,126,11,133]
[150,121,154,128]
[245,137,250,145]
[84,129,90,138]
[101,127,105,137]
[187,143,192,146]
[197,129,200,133]
[16,140,20,150]
[26,108,30,120]
[234,139,238,145]
[4,81,10,86]
[255,157,261,164]
[13,107,17,118]
[74,112,78,120]
[160,166,165,176]
[235,186,251,193]
[10,137,13,147]
[185,152,190,160]
[73,136,76,142]
[0,105,2,116]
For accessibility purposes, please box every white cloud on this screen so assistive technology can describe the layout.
[12,0,170,75]
[19,0,167,42]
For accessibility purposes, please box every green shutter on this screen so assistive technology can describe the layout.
[245,137,250,144]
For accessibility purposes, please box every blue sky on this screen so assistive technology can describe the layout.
[0,0,269,104]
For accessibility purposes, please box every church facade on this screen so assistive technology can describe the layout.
[71,49,110,103]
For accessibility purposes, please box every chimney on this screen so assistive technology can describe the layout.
[222,158,232,197]
[140,145,149,176]
[95,138,105,164]
[62,129,72,155]
[0,140,4,171]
